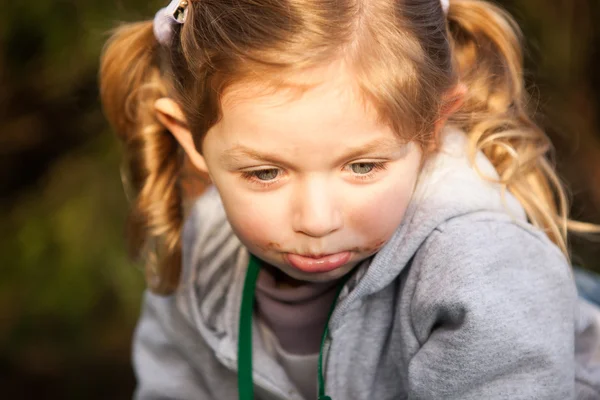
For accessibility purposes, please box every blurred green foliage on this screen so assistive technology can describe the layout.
[0,136,142,398]
[0,1,164,397]
[0,0,599,398]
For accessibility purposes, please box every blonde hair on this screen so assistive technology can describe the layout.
[100,0,598,294]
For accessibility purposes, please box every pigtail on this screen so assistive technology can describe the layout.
[100,22,183,295]
[445,0,600,257]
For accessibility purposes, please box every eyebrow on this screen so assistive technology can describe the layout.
[220,137,402,168]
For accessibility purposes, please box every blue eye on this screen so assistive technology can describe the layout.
[253,169,279,181]
[241,169,280,183]
[351,163,376,174]
[345,161,387,181]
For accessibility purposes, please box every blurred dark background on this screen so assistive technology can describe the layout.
[1,0,599,398]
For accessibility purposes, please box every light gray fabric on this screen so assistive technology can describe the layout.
[255,264,340,355]
[255,258,372,399]
[132,127,600,400]
[259,320,319,400]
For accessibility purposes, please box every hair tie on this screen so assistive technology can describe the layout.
[153,0,190,47]
[440,0,450,14]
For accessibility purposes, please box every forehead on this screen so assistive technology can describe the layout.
[212,64,399,150]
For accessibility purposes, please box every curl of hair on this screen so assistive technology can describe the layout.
[447,0,600,257]
[100,22,183,294]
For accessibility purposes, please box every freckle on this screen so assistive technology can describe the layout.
[267,242,281,250]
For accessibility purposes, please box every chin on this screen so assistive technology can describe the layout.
[275,261,359,283]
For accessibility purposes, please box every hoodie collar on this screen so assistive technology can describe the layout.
[329,127,527,328]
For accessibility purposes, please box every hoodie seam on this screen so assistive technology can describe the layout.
[575,378,600,396]
[408,242,430,347]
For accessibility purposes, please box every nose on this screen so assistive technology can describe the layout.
[291,178,342,238]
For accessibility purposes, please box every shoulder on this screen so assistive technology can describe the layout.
[404,211,579,399]
[409,210,577,339]
[182,186,232,258]
[416,210,571,286]
[180,186,243,286]
[159,186,245,338]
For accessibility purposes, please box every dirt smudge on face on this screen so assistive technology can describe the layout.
[348,239,387,255]
[255,241,282,252]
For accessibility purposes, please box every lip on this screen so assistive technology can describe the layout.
[285,251,352,273]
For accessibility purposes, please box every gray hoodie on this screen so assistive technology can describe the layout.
[133,128,600,399]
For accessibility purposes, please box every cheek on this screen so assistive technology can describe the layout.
[348,178,417,247]
[216,184,286,249]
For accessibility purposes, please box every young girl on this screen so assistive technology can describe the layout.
[100,0,600,398]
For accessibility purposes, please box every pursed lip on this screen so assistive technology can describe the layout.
[299,253,337,258]
[285,251,351,273]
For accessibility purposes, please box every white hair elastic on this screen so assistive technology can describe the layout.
[153,0,189,47]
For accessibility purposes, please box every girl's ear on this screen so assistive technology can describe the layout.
[154,98,209,173]
[434,82,467,135]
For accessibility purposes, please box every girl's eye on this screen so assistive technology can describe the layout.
[344,161,387,181]
[242,168,280,182]
[350,163,376,174]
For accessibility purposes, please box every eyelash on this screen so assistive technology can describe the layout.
[240,161,388,187]
[240,169,281,188]
[345,161,387,180]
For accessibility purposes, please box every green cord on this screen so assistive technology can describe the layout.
[238,255,261,400]
[238,254,353,400]
[317,322,332,400]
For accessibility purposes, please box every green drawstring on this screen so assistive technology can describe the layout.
[238,254,353,400]
[238,255,261,400]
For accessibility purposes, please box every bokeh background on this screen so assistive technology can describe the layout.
[1,0,599,398]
